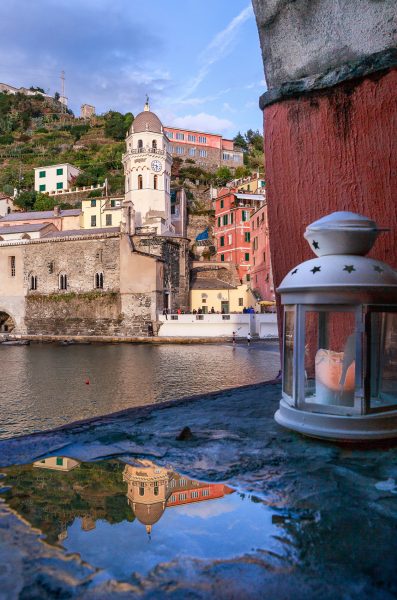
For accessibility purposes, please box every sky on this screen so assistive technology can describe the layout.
[0,0,266,139]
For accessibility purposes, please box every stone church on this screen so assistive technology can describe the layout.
[0,102,189,338]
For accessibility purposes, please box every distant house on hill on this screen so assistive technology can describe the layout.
[34,163,81,194]
[0,193,17,217]
[0,82,52,100]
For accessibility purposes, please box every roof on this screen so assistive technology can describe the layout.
[190,277,236,291]
[132,110,163,134]
[43,227,120,238]
[33,163,81,172]
[133,502,166,526]
[0,209,81,222]
[0,223,53,234]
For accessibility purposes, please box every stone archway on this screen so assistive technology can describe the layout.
[0,311,15,333]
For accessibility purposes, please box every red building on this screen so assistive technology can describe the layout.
[214,187,265,283]
[250,203,275,303]
[164,126,244,172]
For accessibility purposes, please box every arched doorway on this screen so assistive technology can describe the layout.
[0,311,15,333]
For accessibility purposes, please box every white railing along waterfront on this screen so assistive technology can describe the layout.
[158,313,278,338]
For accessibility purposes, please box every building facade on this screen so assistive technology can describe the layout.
[164,126,244,172]
[250,203,275,303]
[0,193,16,217]
[80,197,123,229]
[81,104,95,119]
[214,187,265,282]
[34,163,81,194]
[0,207,81,231]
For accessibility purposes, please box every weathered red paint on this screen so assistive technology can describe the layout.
[264,69,397,334]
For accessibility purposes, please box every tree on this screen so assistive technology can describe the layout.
[14,190,36,211]
[215,166,232,186]
[104,111,134,141]
[234,165,251,179]
[233,131,248,152]
[33,193,57,211]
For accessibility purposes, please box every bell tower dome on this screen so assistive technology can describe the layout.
[122,100,173,235]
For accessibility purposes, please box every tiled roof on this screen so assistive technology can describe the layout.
[0,223,53,234]
[0,209,81,222]
[190,277,236,290]
[43,227,120,238]
[132,110,163,134]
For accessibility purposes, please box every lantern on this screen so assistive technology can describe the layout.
[275,212,397,441]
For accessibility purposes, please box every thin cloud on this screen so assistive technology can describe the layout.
[171,112,234,135]
[181,3,253,99]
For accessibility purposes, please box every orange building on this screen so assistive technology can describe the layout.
[214,187,265,283]
[250,203,275,304]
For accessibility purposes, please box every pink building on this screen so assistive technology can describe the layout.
[163,126,243,171]
[250,203,275,304]
[214,187,264,283]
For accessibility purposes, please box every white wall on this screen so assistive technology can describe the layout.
[34,164,80,194]
[158,313,278,338]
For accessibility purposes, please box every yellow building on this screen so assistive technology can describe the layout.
[190,280,257,314]
[80,197,123,229]
[235,174,265,194]
[33,456,80,472]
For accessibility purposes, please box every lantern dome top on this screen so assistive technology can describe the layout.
[304,211,386,257]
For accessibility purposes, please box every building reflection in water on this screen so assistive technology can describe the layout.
[123,460,233,536]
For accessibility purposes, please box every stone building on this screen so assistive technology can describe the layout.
[0,104,189,337]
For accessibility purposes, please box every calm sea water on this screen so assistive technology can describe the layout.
[0,342,280,439]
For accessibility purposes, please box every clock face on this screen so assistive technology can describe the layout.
[151,160,162,172]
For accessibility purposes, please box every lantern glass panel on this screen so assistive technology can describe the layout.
[283,309,294,400]
[304,310,356,407]
[369,312,397,410]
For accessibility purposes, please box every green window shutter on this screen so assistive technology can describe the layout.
[220,254,225,262]
[91,200,96,207]
[220,200,224,209]
[230,212,233,224]
[223,214,228,226]
[245,232,250,242]
[39,171,46,178]
[56,168,63,175]
[220,236,224,247]
[245,253,250,261]
[39,184,46,192]
[217,217,220,227]
[56,182,63,190]
[242,211,246,222]
[56,457,63,466]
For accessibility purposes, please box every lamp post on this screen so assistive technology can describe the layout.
[275,211,397,442]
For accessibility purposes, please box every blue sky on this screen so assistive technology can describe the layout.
[0,1,265,139]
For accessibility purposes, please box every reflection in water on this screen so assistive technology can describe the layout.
[0,343,280,439]
[1,457,288,580]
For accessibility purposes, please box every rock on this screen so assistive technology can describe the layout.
[176,426,194,441]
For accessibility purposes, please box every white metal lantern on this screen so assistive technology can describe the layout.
[275,211,397,441]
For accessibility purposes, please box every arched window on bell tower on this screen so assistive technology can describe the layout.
[138,174,143,190]
[152,139,157,150]
[154,175,158,190]
[138,139,143,151]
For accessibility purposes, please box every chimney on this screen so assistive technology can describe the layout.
[53,205,60,216]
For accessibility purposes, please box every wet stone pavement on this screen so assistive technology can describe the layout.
[0,381,397,599]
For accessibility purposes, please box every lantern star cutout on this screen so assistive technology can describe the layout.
[374,265,384,273]
[343,265,356,273]
[312,240,320,250]
[311,266,321,274]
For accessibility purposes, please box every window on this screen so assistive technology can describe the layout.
[188,148,195,156]
[263,252,266,262]
[110,199,116,207]
[138,139,143,149]
[152,139,157,149]
[139,485,144,497]
[154,484,159,496]
[91,199,96,207]
[176,132,184,140]
[242,210,248,222]
[222,152,231,160]
[220,236,225,247]
[91,215,97,227]
[171,495,176,502]
[106,214,112,226]
[233,154,241,162]
[138,174,143,189]
[169,145,174,153]
[239,298,243,306]
[176,146,184,154]
[30,274,37,290]
[199,149,207,157]
[153,174,158,190]
[59,273,67,290]
[202,298,206,303]
[228,234,232,245]
[220,200,224,209]
[217,217,220,227]
[220,254,225,262]
[257,217,260,227]
[39,170,45,178]
[56,167,63,176]
[245,232,251,242]
[202,489,210,497]
[9,256,15,277]
[191,491,199,498]
[246,274,250,282]
[166,131,174,139]
[188,134,196,142]
[245,253,250,261]
[222,214,228,226]
[179,478,187,486]
[56,182,63,190]
[198,136,207,144]
[230,212,233,224]
[56,457,64,466]
[179,493,187,501]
